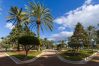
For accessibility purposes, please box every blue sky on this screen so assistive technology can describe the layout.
[0,0,99,41]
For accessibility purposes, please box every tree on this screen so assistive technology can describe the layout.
[9,23,36,49]
[2,44,10,52]
[57,44,62,50]
[7,6,25,26]
[1,37,4,40]
[18,35,40,56]
[26,2,53,51]
[97,23,99,27]
[9,26,22,51]
[96,30,99,44]
[68,23,88,53]
[57,40,65,50]
[61,40,65,48]
[41,38,54,49]
[7,6,26,51]
[87,26,96,39]
[87,26,97,50]
[1,37,11,51]
[43,38,49,49]
[41,38,47,49]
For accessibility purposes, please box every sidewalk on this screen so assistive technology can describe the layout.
[0,50,99,66]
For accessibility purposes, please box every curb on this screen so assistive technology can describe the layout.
[5,53,21,64]
[56,51,99,64]
[5,51,44,64]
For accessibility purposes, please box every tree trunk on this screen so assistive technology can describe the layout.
[5,48,7,52]
[17,43,20,51]
[38,45,40,51]
[37,23,41,51]
[24,46,28,57]
[26,50,28,57]
[37,24,40,38]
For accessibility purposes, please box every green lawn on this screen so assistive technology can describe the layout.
[7,50,42,61]
[60,50,96,61]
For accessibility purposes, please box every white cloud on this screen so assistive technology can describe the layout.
[48,31,73,41]
[58,26,65,31]
[54,0,99,29]
[5,23,15,30]
[85,0,92,5]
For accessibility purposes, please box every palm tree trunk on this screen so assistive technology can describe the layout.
[37,24,40,51]
[16,22,21,51]
[37,24,40,38]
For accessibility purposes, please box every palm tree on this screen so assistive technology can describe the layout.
[7,6,25,28]
[7,6,26,51]
[26,2,53,37]
[26,2,53,50]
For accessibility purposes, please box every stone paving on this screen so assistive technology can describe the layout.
[0,50,99,66]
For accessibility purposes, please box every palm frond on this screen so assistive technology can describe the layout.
[26,1,54,36]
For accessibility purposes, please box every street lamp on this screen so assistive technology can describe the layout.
[79,39,83,49]
[91,39,94,52]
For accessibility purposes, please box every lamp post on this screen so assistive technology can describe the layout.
[79,39,83,49]
[91,39,94,52]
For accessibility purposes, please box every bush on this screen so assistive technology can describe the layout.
[61,50,95,61]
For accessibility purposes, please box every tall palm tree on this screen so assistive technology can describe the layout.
[7,6,25,28]
[26,2,53,51]
[26,2,53,38]
[7,6,26,51]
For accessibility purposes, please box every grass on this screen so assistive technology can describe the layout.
[7,50,42,61]
[60,50,96,61]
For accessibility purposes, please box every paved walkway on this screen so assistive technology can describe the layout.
[0,50,99,66]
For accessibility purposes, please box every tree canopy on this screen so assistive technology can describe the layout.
[18,35,40,46]
[68,23,88,51]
